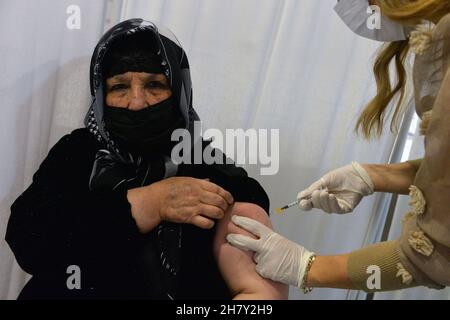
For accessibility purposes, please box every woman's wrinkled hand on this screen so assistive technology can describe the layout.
[128,177,234,233]
[156,177,234,228]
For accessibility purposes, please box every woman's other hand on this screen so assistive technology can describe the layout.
[128,177,234,233]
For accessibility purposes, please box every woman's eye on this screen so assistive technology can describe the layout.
[146,81,166,89]
[110,84,128,91]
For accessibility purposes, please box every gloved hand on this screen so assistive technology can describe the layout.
[297,162,374,214]
[226,215,314,288]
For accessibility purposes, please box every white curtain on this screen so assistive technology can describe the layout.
[0,0,108,299]
[118,0,395,300]
[1,0,446,300]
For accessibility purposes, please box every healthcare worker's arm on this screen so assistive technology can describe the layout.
[298,242,418,292]
[227,217,418,292]
[213,203,289,300]
[363,161,419,194]
[298,161,419,214]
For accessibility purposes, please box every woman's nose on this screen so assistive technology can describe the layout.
[128,86,148,110]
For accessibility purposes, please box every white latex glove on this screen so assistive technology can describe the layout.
[226,215,314,288]
[297,162,374,214]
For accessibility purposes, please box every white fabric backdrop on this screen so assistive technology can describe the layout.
[1,0,446,300]
[118,0,395,300]
[0,0,108,299]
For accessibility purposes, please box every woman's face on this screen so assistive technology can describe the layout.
[105,72,172,110]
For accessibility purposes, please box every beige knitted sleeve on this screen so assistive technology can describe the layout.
[347,241,418,292]
[407,159,423,174]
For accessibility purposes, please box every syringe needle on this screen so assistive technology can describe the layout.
[275,200,299,214]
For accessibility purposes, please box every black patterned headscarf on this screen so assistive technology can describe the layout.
[85,19,200,184]
[84,19,201,299]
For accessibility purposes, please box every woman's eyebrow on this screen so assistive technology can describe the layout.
[142,74,165,81]
[110,75,130,83]
[109,73,166,83]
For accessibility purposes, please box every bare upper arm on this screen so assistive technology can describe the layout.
[213,202,289,300]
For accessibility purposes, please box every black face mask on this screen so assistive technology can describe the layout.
[104,96,185,158]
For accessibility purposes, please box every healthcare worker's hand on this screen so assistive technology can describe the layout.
[297,162,374,214]
[226,215,314,288]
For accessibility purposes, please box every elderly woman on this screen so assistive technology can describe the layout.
[6,19,288,300]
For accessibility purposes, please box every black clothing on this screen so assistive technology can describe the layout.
[6,18,270,300]
[6,129,269,300]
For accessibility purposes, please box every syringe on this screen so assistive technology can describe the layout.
[274,200,299,214]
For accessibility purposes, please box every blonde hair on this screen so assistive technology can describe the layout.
[355,0,450,139]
